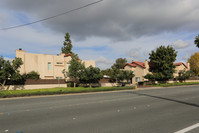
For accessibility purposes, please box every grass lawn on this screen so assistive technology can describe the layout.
[0,86,134,98]
[152,82,199,87]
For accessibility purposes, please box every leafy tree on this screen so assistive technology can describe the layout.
[176,70,192,83]
[111,58,127,69]
[67,54,84,87]
[194,35,199,48]
[0,57,23,90]
[101,69,112,76]
[144,73,155,84]
[79,66,103,88]
[188,52,199,75]
[147,45,177,82]
[118,70,135,84]
[24,71,40,80]
[61,33,73,54]
[109,66,120,83]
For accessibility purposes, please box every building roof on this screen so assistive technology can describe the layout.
[64,53,72,57]
[132,61,146,68]
[174,62,188,68]
[124,63,137,68]
[125,61,188,69]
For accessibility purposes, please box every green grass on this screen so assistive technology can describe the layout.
[152,82,199,87]
[0,86,134,98]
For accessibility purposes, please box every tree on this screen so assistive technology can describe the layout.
[79,66,103,88]
[188,52,199,75]
[144,73,155,84]
[111,58,127,69]
[61,33,73,54]
[176,70,192,83]
[194,35,199,48]
[67,54,84,87]
[147,45,177,82]
[101,69,112,76]
[0,57,23,90]
[119,70,135,84]
[109,66,120,83]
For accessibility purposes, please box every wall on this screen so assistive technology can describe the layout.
[100,83,122,87]
[132,65,145,84]
[5,84,67,90]
[167,80,199,83]
[16,50,96,80]
[174,64,188,77]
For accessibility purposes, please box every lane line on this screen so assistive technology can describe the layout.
[174,123,199,133]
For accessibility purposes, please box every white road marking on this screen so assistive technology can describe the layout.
[174,123,199,133]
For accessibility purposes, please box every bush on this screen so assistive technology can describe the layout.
[23,71,40,80]
[176,70,192,83]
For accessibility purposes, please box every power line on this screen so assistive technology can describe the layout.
[0,0,103,30]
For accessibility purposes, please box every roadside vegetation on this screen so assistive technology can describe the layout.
[151,82,199,87]
[0,86,134,98]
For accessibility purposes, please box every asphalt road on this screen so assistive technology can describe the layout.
[0,85,199,133]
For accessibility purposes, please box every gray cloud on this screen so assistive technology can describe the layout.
[173,40,190,49]
[1,0,199,41]
[95,56,114,70]
[126,48,146,62]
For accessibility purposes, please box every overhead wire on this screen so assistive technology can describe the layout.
[0,0,103,30]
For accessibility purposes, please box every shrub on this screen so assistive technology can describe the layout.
[23,71,40,80]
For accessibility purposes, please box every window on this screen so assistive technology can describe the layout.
[175,70,178,74]
[66,64,70,71]
[135,77,140,82]
[56,77,63,79]
[57,62,63,64]
[48,62,51,70]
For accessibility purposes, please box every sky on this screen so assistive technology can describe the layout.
[0,0,199,69]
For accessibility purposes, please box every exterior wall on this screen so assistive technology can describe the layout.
[124,65,145,85]
[124,65,135,71]
[132,65,145,84]
[167,80,199,83]
[100,83,121,87]
[174,65,188,78]
[16,50,95,79]
[123,61,190,85]
[144,60,150,75]
[5,84,67,90]
[82,60,96,68]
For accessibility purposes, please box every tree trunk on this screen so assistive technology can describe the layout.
[0,80,6,91]
[74,82,76,88]
[89,83,91,88]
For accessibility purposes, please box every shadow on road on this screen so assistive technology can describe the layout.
[126,91,199,108]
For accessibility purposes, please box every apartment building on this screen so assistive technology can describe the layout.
[124,60,190,84]
[16,49,95,79]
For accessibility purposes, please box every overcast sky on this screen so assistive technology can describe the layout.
[0,0,199,69]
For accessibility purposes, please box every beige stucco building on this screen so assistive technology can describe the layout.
[124,61,190,84]
[16,49,95,79]
[173,62,190,78]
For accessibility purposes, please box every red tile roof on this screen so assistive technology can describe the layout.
[64,53,72,57]
[132,61,146,68]
[125,61,188,69]
[124,63,137,68]
[174,62,187,68]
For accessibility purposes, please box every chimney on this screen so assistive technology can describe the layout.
[186,62,190,70]
[145,60,149,68]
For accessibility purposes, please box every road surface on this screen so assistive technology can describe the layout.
[0,85,199,133]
